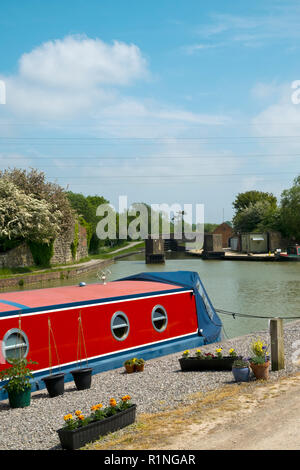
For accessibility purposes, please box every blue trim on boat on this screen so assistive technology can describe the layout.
[0,330,222,401]
[0,300,29,309]
[0,287,190,318]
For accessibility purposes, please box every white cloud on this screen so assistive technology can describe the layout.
[2,34,231,130]
[19,35,148,88]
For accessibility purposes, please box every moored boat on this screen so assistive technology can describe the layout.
[275,244,300,261]
[0,271,222,400]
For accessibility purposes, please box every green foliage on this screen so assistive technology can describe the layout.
[233,191,277,214]
[66,192,109,253]
[232,359,249,369]
[0,358,37,393]
[233,200,280,233]
[70,221,79,260]
[0,178,61,244]
[280,175,300,240]
[0,168,74,234]
[204,223,219,233]
[28,240,54,267]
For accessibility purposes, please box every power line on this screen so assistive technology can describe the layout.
[2,152,300,160]
[33,171,299,179]
[2,135,300,140]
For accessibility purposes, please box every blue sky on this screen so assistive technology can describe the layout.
[1,0,300,223]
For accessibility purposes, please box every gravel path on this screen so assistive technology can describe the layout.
[1,320,300,450]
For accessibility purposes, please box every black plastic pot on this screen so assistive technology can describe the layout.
[57,405,136,450]
[70,367,92,390]
[179,356,242,371]
[42,373,65,397]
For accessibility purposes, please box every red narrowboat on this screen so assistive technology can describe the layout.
[0,271,222,400]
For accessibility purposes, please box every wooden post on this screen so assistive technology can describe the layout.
[269,318,285,371]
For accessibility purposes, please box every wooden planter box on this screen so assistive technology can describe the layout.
[57,405,136,450]
[179,356,240,371]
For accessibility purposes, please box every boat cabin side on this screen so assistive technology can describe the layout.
[0,288,198,376]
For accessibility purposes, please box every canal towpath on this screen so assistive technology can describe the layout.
[0,241,144,290]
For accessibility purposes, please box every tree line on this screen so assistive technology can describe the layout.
[232,175,300,241]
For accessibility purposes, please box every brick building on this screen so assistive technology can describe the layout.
[213,222,234,248]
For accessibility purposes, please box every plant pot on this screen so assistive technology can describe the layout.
[179,356,240,371]
[70,368,92,391]
[57,404,136,450]
[135,363,144,372]
[8,387,31,408]
[124,364,135,374]
[232,366,250,383]
[250,361,270,380]
[42,372,65,397]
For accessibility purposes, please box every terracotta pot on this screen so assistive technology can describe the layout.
[250,361,270,380]
[124,364,135,374]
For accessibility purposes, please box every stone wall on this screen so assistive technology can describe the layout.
[0,243,34,268]
[0,218,88,269]
[51,219,88,265]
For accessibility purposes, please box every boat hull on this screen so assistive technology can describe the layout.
[0,273,222,401]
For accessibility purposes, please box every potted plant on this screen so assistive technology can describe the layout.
[179,347,241,371]
[135,358,145,372]
[57,395,136,450]
[0,358,36,408]
[70,312,93,390]
[42,318,65,397]
[249,339,270,380]
[124,358,137,374]
[232,358,250,382]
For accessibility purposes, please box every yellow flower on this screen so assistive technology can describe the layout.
[122,395,131,402]
[64,414,73,421]
[75,410,82,416]
[229,348,235,353]
[216,347,222,353]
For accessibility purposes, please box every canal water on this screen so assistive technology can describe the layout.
[7,252,300,340]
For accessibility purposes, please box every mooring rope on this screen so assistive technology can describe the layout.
[216,308,300,320]
[77,310,89,367]
[48,317,61,373]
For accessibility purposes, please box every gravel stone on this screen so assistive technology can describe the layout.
[1,320,300,450]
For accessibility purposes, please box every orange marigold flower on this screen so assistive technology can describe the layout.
[75,410,82,416]
[96,403,103,409]
[122,395,131,401]
[91,405,97,411]
[64,414,73,421]
[78,414,85,420]
[109,398,117,407]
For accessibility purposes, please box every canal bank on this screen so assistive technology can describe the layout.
[0,242,145,290]
[0,318,299,450]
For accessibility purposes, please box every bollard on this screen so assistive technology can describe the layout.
[269,318,285,371]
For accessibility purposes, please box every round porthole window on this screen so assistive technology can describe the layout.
[2,328,29,363]
[111,311,130,341]
[151,305,168,332]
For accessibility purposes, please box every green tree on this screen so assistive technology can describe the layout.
[233,191,277,214]
[0,178,61,245]
[280,175,300,240]
[233,200,280,233]
[0,168,74,233]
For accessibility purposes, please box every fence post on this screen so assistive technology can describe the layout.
[269,318,285,371]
